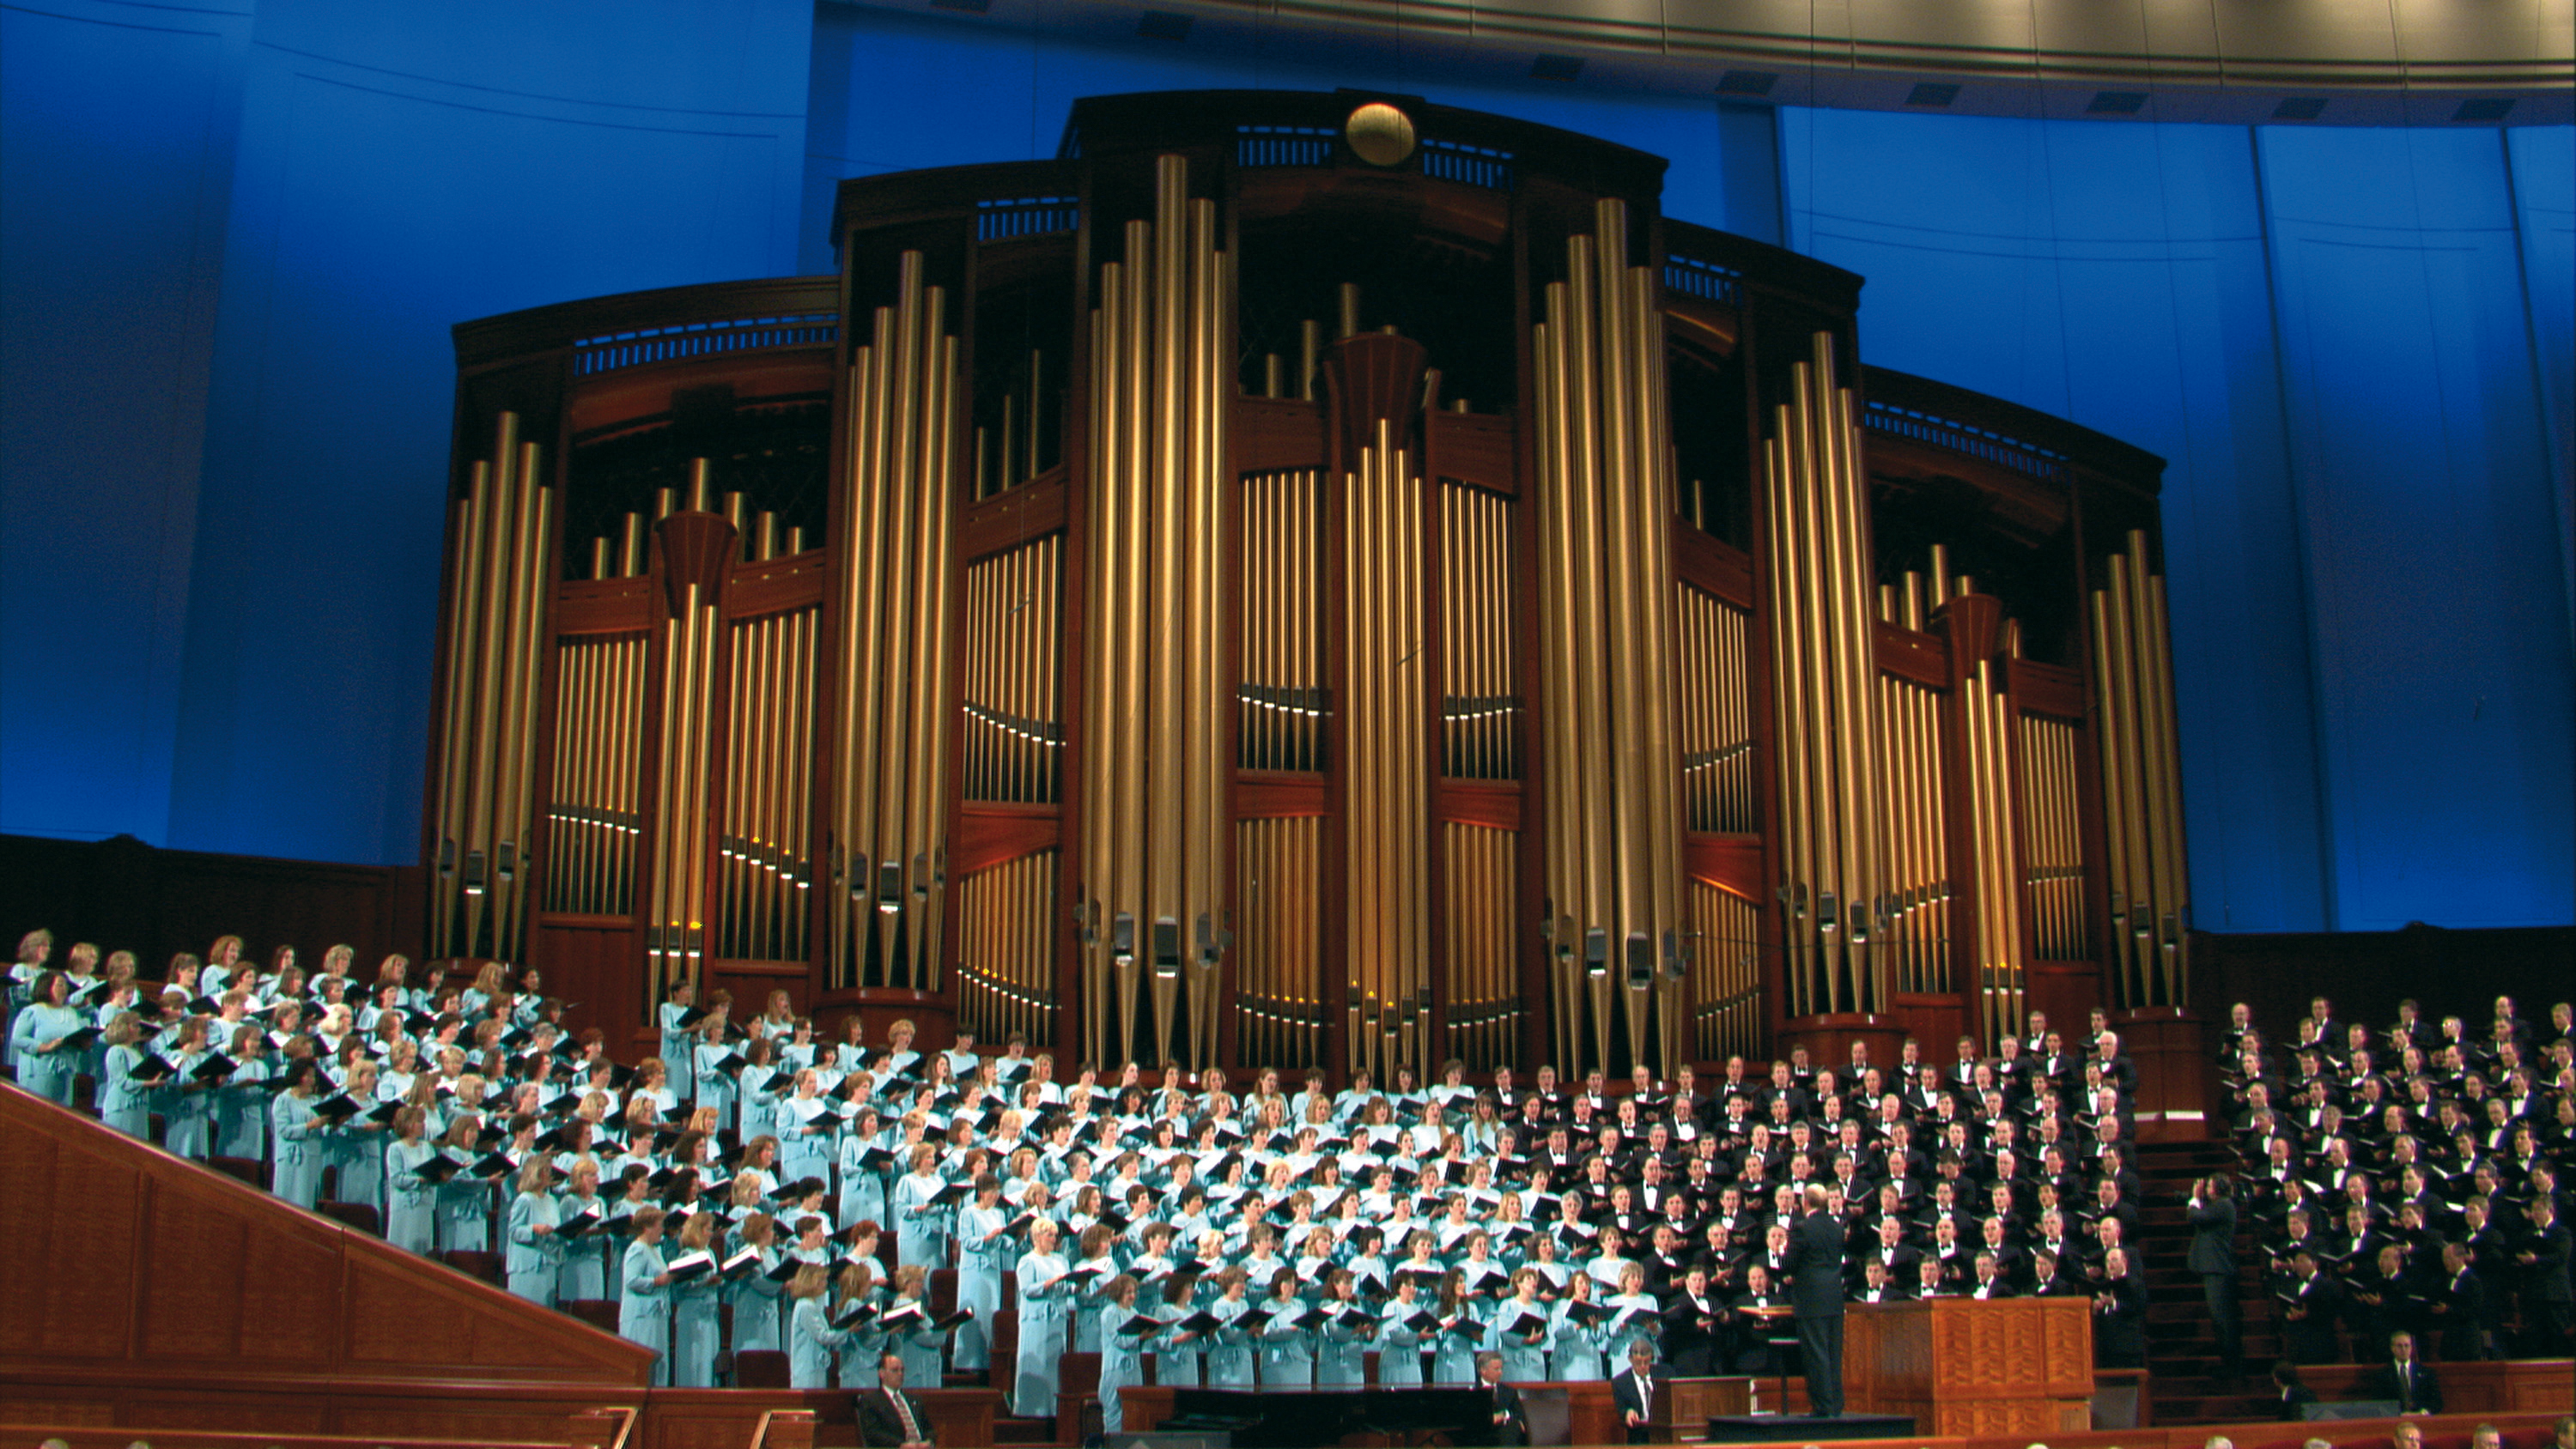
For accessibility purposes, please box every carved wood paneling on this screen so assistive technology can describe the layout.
[0,1084,653,1393]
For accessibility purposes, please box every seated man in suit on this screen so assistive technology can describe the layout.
[860,1349,937,1449]
[1465,1349,1530,1447]
[2364,1330,2442,1416]
[1612,1340,1662,1445]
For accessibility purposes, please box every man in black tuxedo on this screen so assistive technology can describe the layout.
[1613,1341,1663,1444]
[1782,1182,1846,1418]
[859,1350,936,1449]
[2189,1175,2244,1382]
[1467,1350,1529,1446]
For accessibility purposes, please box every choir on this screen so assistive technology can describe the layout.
[5,923,2571,1406]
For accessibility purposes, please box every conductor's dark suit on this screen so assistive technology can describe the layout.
[1781,1206,1847,1417]
[1613,1365,1661,1444]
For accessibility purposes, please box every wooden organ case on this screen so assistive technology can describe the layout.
[428,91,2196,1082]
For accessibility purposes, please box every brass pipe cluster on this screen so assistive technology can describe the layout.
[1236,815,1324,1069]
[2090,529,2190,1007]
[1759,333,1890,1021]
[1343,417,1431,1082]
[1078,155,1231,1067]
[1440,822,1519,1071]
[957,849,1059,1046]
[431,411,553,965]
[717,608,817,961]
[1530,198,1688,1072]
[646,464,725,1007]
[543,634,646,918]
[963,537,1064,803]
[1870,568,1953,996]
[1239,470,1324,773]
[829,252,961,991]
[2017,712,2087,961]
[1439,482,1517,780]
[1958,649,2026,1048]
[1677,585,1755,833]
[1688,882,1763,1064]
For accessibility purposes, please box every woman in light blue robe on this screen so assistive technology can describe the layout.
[1096,1273,1150,1433]
[505,1158,564,1305]
[893,1144,953,1269]
[98,1011,156,1140]
[725,1214,787,1357]
[1314,1269,1370,1385]
[619,1208,676,1385]
[1256,1272,1315,1386]
[787,1263,851,1389]
[953,1172,1013,1375]
[270,1060,327,1209]
[1547,1269,1612,1380]
[383,1106,440,1254]
[554,1158,611,1300]
[668,1212,726,1387]
[1202,1268,1258,1387]
[8,971,83,1105]
[1376,1274,1431,1385]
[1012,1218,1074,1416]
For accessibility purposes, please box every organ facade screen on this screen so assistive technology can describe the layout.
[430,89,2190,1076]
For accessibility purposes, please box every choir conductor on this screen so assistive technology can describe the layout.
[1783,1182,1846,1418]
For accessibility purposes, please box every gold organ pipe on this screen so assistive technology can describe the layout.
[433,468,485,955]
[1337,282,1361,339]
[622,512,643,577]
[2148,567,2189,1000]
[460,421,516,959]
[2129,534,2178,1001]
[591,537,611,580]
[2102,555,2150,1000]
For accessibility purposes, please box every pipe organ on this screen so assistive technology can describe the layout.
[432,89,2192,1075]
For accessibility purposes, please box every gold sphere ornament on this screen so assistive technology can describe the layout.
[1345,102,1418,167]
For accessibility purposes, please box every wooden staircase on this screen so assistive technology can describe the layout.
[2135,1137,2281,1424]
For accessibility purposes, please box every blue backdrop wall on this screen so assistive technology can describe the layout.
[4,0,2567,935]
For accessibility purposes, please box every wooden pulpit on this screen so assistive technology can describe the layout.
[1846,1297,2095,1436]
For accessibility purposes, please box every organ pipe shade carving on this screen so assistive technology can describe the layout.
[432,411,554,964]
[719,608,817,961]
[1676,585,1754,832]
[2017,712,2087,962]
[957,850,1058,1046]
[1239,470,1326,773]
[830,252,960,992]
[1441,482,1517,781]
[1689,881,1764,1064]
[1531,198,1688,1074]
[544,634,647,919]
[1762,332,1891,1020]
[1344,416,1431,1082]
[2092,528,2190,1008]
[1236,815,1325,1070]
[963,537,1063,803]
[1442,822,1521,1072]
[1078,155,1231,1069]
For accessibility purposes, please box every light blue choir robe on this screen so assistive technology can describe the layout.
[1433,1304,1486,1384]
[213,1055,270,1158]
[691,1040,738,1134]
[1204,1294,1258,1387]
[883,1298,947,1389]
[1012,1249,1073,1416]
[837,1130,890,1228]
[330,1115,386,1210]
[1548,1300,1610,1379]
[9,1002,85,1103]
[656,1003,695,1094]
[1376,1298,1429,1385]
[506,1190,564,1304]
[620,1238,672,1385]
[954,1199,1013,1372]
[384,1138,440,1253]
[438,1157,497,1251]
[555,1196,611,1300]
[893,1171,952,1268]
[789,1294,852,1388]
[1097,1301,1151,1433]
[1315,1300,1370,1385]
[726,1245,786,1355]
[1258,1302,1316,1386]
[271,1092,325,1208]
[671,1262,723,1387]
[100,1043,155,1139]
